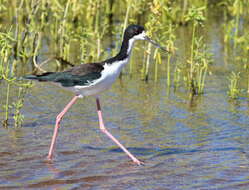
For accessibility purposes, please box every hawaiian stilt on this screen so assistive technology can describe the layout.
[24,25,167,165]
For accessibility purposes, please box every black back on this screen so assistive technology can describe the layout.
[24,63,104,87]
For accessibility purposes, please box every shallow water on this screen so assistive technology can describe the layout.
[1,70,249,189]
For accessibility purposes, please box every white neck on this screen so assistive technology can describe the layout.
[127,38,136,56]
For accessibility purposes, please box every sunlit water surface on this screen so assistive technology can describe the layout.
[1,72,249,189]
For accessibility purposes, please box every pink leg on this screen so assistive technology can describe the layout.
[47,95,79,160]
[96,98,143,165]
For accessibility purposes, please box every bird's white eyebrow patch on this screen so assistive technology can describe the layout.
[127,31,146,54]
[134,30,146,40]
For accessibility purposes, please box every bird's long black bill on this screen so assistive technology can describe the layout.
[145,36,169,53]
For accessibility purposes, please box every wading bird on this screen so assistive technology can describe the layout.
[25,25,167,165]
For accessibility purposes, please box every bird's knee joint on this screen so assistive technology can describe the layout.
[56,118,62,125]
[100,127,107,133]
[56,115,62,121]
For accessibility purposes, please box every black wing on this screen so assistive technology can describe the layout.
[24,63,104,87]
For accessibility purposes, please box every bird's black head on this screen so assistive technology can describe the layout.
[124,25,145,40]
[120,24,168,54]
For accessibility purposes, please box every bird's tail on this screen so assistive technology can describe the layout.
[23,72,56,82]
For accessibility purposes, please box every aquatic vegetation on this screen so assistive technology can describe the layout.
[0,30,15,80]
[184,6,208,95]
[143,0,176,82]
[142,0,165,81]
[244,63,249,94]
[153,48,162,82]
[189,37,212,95]
[0,28,32,128]
[228,72,241,99]
[1,0,249,128]
[164,22,176,87]
[173,65,182,89]
[12,87,29,128]
[221,0,249,51]
[220,0,249,97]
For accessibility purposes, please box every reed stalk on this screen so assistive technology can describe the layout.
[153,49,159,82]
[228,72,241,98]
[184,6,206,94]
[190,23,196,81]
[2,83,10,128]
[166,23,175,87]
[122,0,132,39]
[145,43,152,81]
[59,0,70,58]
[248,74,249,94]
[173,65,181,89]
[233,0,242,50]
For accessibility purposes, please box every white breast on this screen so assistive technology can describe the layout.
[72,58,129,97]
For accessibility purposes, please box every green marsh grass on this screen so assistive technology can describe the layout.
[0,26,32,128]
[142,0,163,81]
[1,0,249,127]
[165,22,176,87]
[153,48,162,82]
[184,6,209,95]
[228,72,241,99]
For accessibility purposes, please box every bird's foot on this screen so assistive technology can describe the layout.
[133,158,145,166]
[47,155,53,161]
